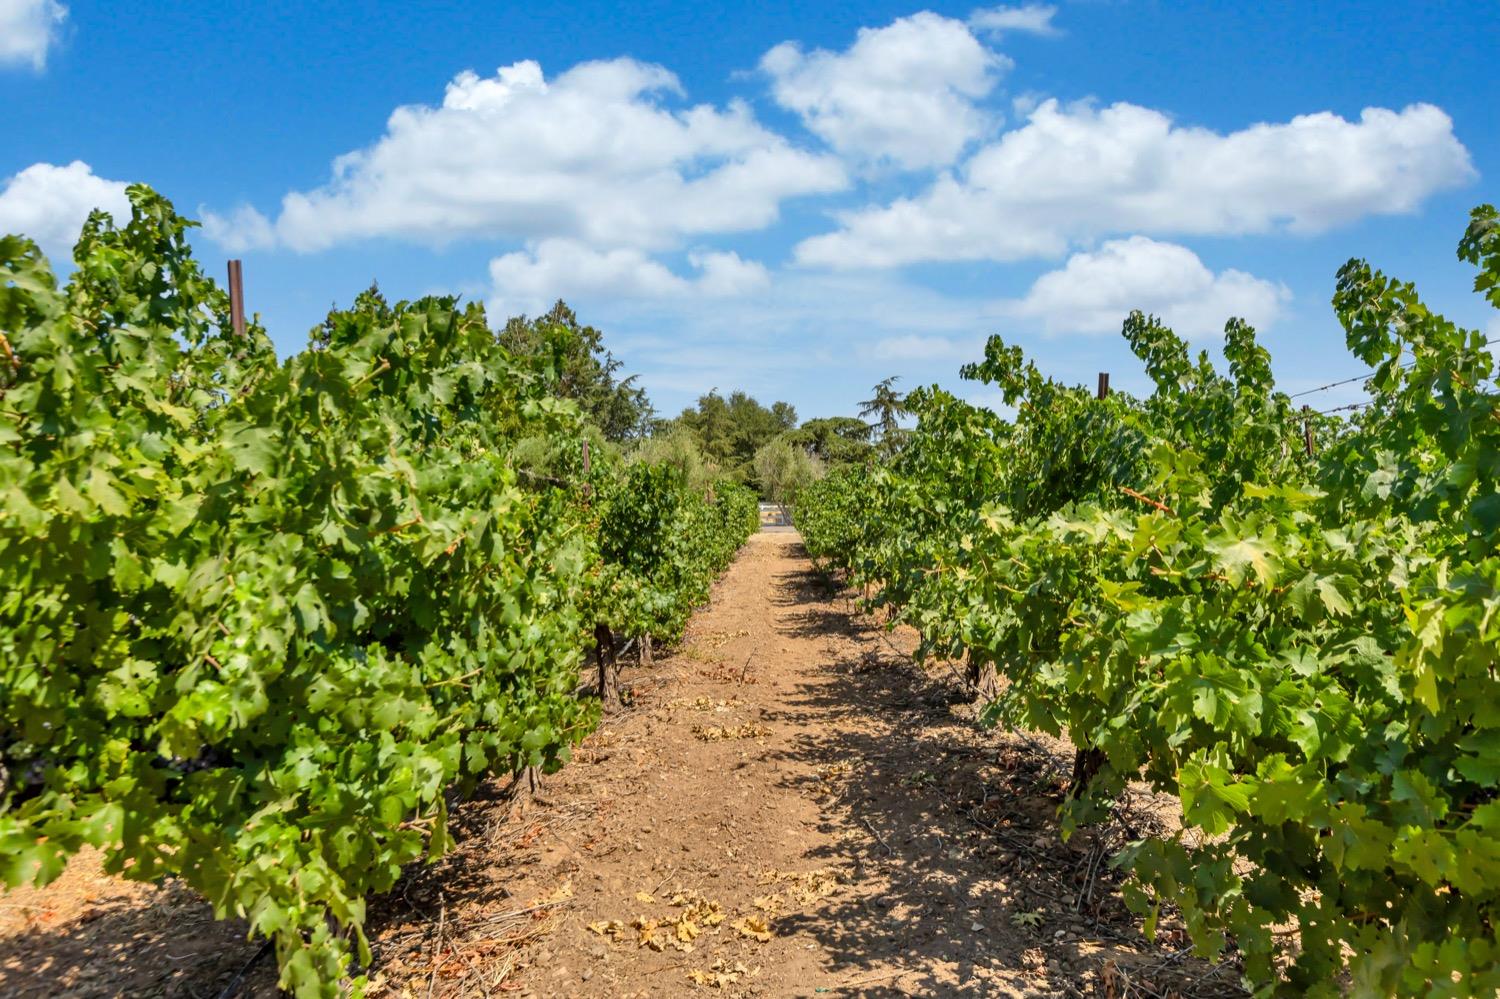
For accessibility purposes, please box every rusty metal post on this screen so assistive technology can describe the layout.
[581,437,594,500]
[1072,369,1113,794]
[227,260,246,337]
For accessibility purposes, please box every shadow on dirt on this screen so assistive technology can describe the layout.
[0,879,259,999]
[755,542,1244,999]
[0,772,549,999]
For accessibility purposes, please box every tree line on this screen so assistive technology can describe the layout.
[489,299,910,505]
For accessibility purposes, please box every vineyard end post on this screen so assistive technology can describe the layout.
[581,438,593,500]
[227,260,246,338]
[1079,364,1110,795]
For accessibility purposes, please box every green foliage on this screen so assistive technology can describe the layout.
[780,416,874,466]
[858,376,910,456]
[499,300,654,442]
[752,437,824,505]
[797,463,877,571]
[313,281,395,349]
[795,206,1500,997]
[629,425,718,493]
[0,190,754,996]
[594,464,756,645]
[667,389,797,486]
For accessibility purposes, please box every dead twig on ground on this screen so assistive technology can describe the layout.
[426,892,447,999]
[214,938,272,999]
[648,868,677,896]
[842,969,906,988]
[479,899,572,925]
[862,817,893,856]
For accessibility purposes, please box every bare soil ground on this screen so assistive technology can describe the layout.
[1,532,1244,998]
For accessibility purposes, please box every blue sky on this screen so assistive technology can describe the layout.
[2,0,1495,420]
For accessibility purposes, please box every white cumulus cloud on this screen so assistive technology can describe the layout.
[688,250,773,297]
[0,161,131,261]
[969,4,1059,37]
[210,58,845,255]
[796,100,1476,268]
[871,334,973,360]
[761,12,1006,170]
[200,203,276,253]
[487,239,769,316]
[0,0,67,70]
[1010,236,1290,338]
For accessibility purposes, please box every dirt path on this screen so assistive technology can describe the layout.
[517,529,1045,997]
[391,531,1225,998]
[2,531,1234,998]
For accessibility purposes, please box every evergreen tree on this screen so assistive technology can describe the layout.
[499,300,654,442]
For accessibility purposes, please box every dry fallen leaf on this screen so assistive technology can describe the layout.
[531,878,573,907]
[705,629,751,649]
[587,919,627,941]
[686,969,733,988]
[686,959,749,988]
[756,868,839,905]
[667,695,740,712]
[692,722,773,741]
[632,915,665,951]
[732,914,773,942]
[669,889,726,926]
[1101,958,1126,999]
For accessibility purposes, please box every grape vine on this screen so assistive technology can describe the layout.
[0,187,756,996]
[797,206,1500,997]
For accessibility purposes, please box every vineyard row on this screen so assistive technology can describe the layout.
[795,205,1500,998]
[0,187,758,996]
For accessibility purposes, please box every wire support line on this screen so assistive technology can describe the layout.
[1290,371,1378,399]
[1289,337,1500,400]
[1316,380,1500,416]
